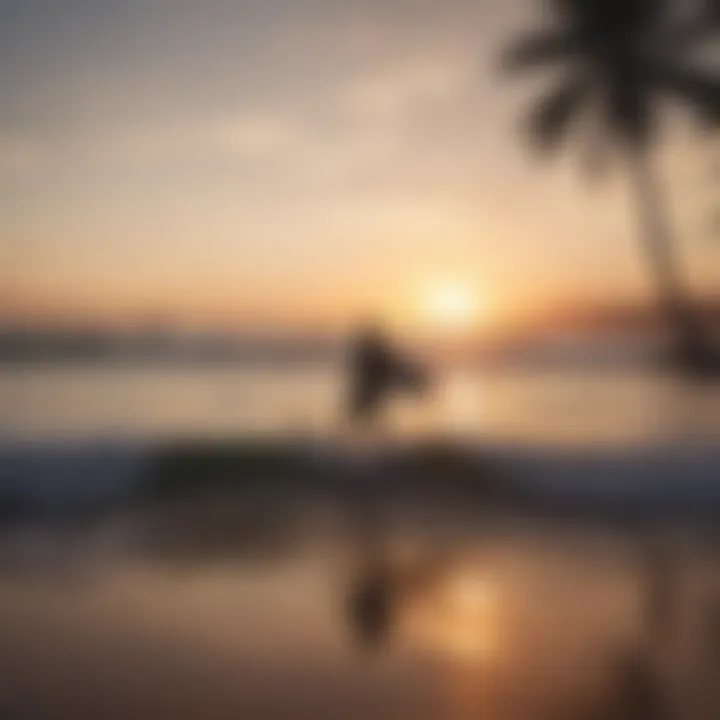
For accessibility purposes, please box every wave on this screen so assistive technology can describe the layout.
[0,438,719,522]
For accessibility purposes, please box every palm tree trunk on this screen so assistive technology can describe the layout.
[626,146,714,373]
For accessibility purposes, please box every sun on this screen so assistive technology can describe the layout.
[423,281,480,331]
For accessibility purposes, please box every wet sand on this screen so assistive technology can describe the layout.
[1,497,720,720]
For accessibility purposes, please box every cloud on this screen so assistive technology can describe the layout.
[50,109,301,171]
[46,101,388,184]
[205,112,298,156]
[341,54,474,125]
[1,42,479,200]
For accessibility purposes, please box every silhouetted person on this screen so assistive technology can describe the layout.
[347,323,430,426]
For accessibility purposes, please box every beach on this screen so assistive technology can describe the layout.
[1,363,720,718]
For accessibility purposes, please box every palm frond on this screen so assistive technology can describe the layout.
[662,10,720,46]
[685,0,720,34]
[502,31,577,72]
[558,0,668,40]
[652,63,720,126]
[607,75,654,146]
[525,76,588,151]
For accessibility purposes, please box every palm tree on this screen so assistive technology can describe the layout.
[503,0,720,376]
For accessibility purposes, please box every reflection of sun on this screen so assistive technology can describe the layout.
[423,282,481,332]
[444,573,499,660]
[407,571,501,663]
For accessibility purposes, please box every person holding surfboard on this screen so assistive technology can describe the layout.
[346,322,431,427]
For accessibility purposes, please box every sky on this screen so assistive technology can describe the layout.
[0,0,717,335]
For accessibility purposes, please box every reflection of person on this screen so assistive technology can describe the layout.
[347,323,430,426]
[346,560,395,650]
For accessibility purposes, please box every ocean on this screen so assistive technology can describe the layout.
[2,362,720,446]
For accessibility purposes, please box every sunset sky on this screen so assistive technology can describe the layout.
[1,0,717,334]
